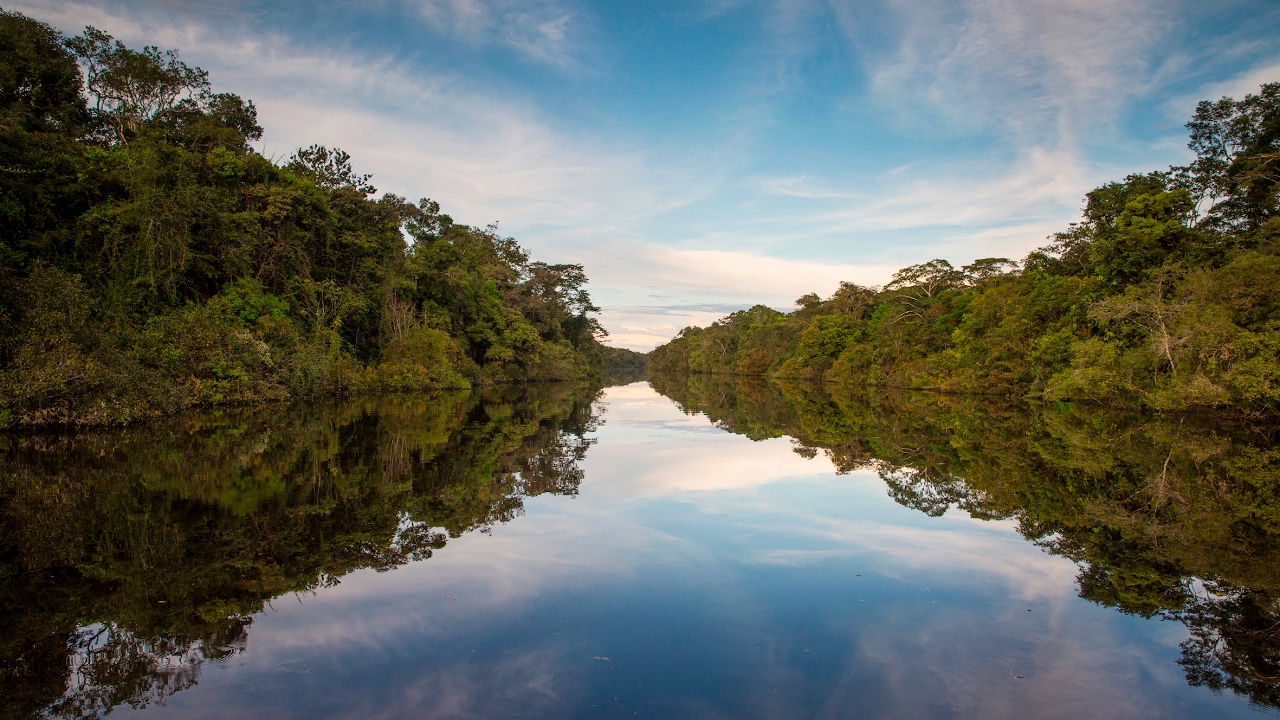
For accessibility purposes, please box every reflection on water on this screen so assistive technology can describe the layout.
[1,375,1278,718]
[0,383,599,718]
[650,372,1280,710]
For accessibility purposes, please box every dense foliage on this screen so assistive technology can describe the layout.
[650,85,1280,413]
[0,12,610,427]
[0,381,602,718]
[601,345,648,384]
[649,372,1280,708]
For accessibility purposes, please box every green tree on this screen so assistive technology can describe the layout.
[65,26,210,145]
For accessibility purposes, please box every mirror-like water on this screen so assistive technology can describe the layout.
[2,378,1277,719]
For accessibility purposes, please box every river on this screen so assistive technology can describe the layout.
[1,377,1275,718]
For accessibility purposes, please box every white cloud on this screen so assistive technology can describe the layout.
[769,147,1088,229]
[838,0,1163,144]
[768,0,1173,250]
[412,0,582,66]
[669,0,1220,304]
[745,146,1094,254]
[586,243,894,296]
[1175,61,1280,115]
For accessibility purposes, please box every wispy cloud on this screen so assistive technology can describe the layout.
[584,243,894,296]
[752,146,1089,230]
[411,0,583,66]
[1175,61,1280,114]
[788,146,1098,251]
[699,0,1254,277]
[836,0,1164,143]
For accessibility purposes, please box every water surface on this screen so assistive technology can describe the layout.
[2,379,1277,718]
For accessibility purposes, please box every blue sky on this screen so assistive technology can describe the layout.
[17,0,1280,349]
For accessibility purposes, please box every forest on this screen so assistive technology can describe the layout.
[650,83,1280,414]
[0,10,618,427]
[648,373,1280,708]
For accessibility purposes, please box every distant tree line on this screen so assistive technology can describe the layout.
[649,84,1280,413]
[0,10,611,427]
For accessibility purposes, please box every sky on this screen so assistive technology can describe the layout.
[15,0,1280,349]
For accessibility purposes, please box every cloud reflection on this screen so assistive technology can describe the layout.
[104,382,1252,719]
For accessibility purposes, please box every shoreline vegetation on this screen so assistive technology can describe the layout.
[0,11,642,428]
[650,84,1280,415]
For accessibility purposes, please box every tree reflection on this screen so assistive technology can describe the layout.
[649,370,1280,710]
[0,382,602,718]
[1180,582,1280,707]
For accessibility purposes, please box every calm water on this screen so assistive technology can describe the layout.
[2,378,1278,719]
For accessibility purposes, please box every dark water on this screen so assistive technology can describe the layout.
[2,377,1279,719]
